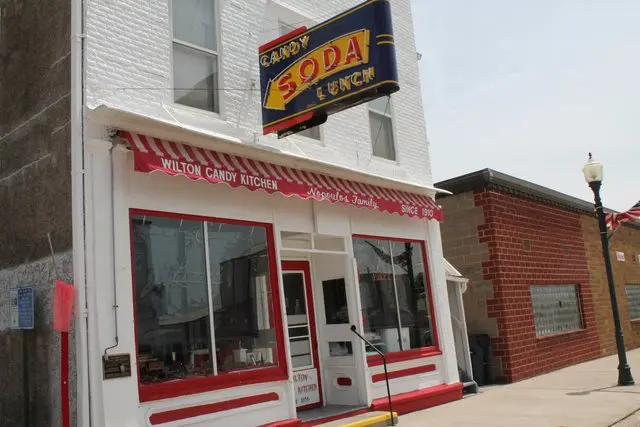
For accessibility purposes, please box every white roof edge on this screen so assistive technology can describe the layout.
[87,104,451,196]
[444,258,469,283]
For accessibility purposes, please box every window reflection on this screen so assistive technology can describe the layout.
[132,214,279,386]
[391,242,434,349]
[353,237,435,354]
[354,238,398,354]
[207,222,277,372]
[133,216,212,384]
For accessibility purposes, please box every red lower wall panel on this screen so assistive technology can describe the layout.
[371,382,463,415]
[149,392,279,425]
[371,364,436,383]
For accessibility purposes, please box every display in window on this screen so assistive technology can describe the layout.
[131,214,280,388]
[353,237,435,355]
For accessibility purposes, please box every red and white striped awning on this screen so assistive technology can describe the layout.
[121,131,443,222]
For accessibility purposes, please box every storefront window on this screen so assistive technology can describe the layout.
[207,222,278,372]
[353,237,435,356]
[131,213,282,396]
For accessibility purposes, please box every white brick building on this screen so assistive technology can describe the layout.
[71,0,468,425]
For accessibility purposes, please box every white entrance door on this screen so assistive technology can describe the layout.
[282,261,322,411]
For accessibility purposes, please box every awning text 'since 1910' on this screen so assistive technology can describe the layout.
[121,131,443,222]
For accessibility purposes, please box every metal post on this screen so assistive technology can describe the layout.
[350,325,395,426]
[23,330,30,427]
[590,181,634,386]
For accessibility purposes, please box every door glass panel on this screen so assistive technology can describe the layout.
[283,271,315,371]
[289,326,310,338]
[322,278,349,324]
[290,338,311,356]
[283,273,307,316]
[292,354,313,368]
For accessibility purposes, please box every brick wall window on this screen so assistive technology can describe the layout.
[353,236,437,359]
[625,284,640,321]
[530,285,584,336]
[171,0,220,113]
[369,96,396,161]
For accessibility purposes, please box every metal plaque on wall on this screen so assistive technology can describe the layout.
[102,353,132,380]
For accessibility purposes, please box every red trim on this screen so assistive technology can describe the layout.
[337,377,352,386]
[371,364,436,383]
[367,349,442,367]
[129,209,288,402]
[61,331,70,427]
[263,112,314,135]
[352,234,441,365]
[371,382,463,415]
[259,26,308,54]
[149,392,279,425]
[282,261,323,411]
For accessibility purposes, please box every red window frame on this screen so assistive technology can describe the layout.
[129,209,288,402]
[352,234,441,367]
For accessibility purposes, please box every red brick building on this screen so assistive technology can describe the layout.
[435,169,603,383]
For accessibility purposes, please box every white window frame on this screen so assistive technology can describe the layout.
[368,96,397,162]
[169,0,223,116]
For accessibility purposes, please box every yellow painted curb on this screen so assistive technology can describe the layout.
[341,412,399,427]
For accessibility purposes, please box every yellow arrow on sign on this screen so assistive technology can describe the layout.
[263,29,370,111]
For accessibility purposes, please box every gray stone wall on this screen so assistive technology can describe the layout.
[0,252,76,427]
[0,0,74,424]
[0,0,72,270]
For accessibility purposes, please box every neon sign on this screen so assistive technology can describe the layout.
[259,0,400,137]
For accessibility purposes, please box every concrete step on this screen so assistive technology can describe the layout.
[315,411,399,427]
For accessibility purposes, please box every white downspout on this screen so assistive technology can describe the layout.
[71,0,90,424]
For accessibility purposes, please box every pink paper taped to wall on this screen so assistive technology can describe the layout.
[54,280,75,332]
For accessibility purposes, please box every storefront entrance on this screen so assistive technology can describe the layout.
[279,231,369,419]
[282,261,323,410]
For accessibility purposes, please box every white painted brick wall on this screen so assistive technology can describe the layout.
[85,0,433,186]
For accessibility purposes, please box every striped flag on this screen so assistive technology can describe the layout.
[605,200,640,231]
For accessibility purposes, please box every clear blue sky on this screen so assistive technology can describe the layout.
[411,0,640,211]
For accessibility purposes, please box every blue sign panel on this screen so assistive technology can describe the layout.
[259,0,400,137]
[10,287,35,330]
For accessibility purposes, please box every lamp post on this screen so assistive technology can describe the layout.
[582,153,634,386]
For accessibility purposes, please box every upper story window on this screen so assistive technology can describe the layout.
[368,96,396,161]
[171,0,220,113]
[278,20,322,141]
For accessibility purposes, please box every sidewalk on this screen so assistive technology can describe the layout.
[399,349,640,427]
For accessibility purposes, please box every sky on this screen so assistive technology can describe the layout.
[411,0,640,212]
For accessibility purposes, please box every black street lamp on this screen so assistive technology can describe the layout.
[582,153,634,386]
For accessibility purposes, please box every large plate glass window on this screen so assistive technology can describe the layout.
[131,212,283,399]
[353,237,435,355]
[172,0,220,112]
